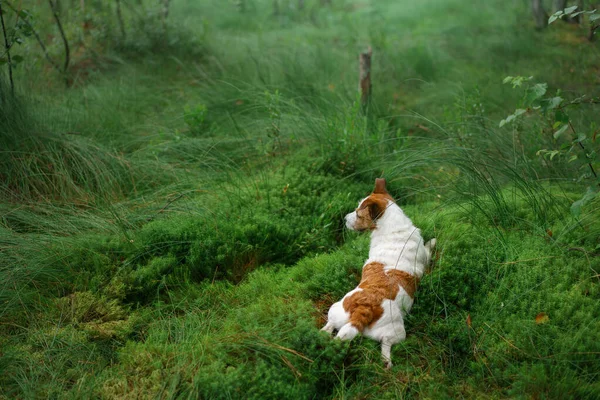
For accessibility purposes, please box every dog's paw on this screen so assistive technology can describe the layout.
[336,324,359,341]
[321,322,335,335]
[384,360,393,370]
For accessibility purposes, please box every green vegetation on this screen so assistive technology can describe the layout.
[1,0,600,398]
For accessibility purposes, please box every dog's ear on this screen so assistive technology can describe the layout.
[373,178,388,194]
[362,197,387,221]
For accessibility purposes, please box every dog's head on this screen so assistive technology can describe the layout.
[345,178,395,231]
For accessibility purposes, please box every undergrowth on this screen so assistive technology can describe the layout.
[1,0,600,398]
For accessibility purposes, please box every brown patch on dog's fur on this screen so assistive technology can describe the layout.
[353,192,394,231]
[343,262,419,331]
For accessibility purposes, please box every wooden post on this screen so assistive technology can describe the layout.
[359,46,372,114]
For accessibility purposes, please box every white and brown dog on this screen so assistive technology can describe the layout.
[321,178,436,368]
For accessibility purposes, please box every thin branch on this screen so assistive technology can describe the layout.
[568,120,599,182]
[4,1,61,74]
[48,0,69,75]
[0,0,15,96]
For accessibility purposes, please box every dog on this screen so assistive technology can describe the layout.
[321,178,436,368]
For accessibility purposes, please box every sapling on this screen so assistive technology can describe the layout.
[500,75,600,216]
[0,0,14,96]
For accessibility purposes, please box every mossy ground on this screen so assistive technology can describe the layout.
[1,0,600,398]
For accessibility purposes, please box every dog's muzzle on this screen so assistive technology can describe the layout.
[345,212,357,230]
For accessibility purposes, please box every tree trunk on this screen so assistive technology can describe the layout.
[574,0,585,24]
[553,0,567,12]
[532,0,548,29]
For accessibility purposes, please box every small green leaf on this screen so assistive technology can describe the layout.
[541,96,563,114]
[553,124,570,139]
[499,109,527,127]
[514,108,527,117]
[525,83,547,105]
[532,83,547,98]
[564,6,578,15]
[568,155,578,163]
[549,96,563,108]
[502,76,532,88]
[590,14,600,22]
[549,11,564,24]
[560,142,571,151]
[18,9,32,19]
[11,55,24,64]
[570,10,594,18]
[555,109,570,124]
[571,187,598,217]
[0,57,7,65]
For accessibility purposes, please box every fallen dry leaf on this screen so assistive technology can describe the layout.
[535,312,549,325]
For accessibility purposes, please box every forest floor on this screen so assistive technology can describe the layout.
[2,0,600,398]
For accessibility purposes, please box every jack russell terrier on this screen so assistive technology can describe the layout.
[321,178,436,368]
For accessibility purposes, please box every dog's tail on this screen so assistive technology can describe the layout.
[425,238,436,252]
[425,238,437,263]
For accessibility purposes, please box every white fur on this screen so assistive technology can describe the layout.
[322,197,436,368]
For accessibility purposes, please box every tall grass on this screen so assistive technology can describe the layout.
[1,0,600,398]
